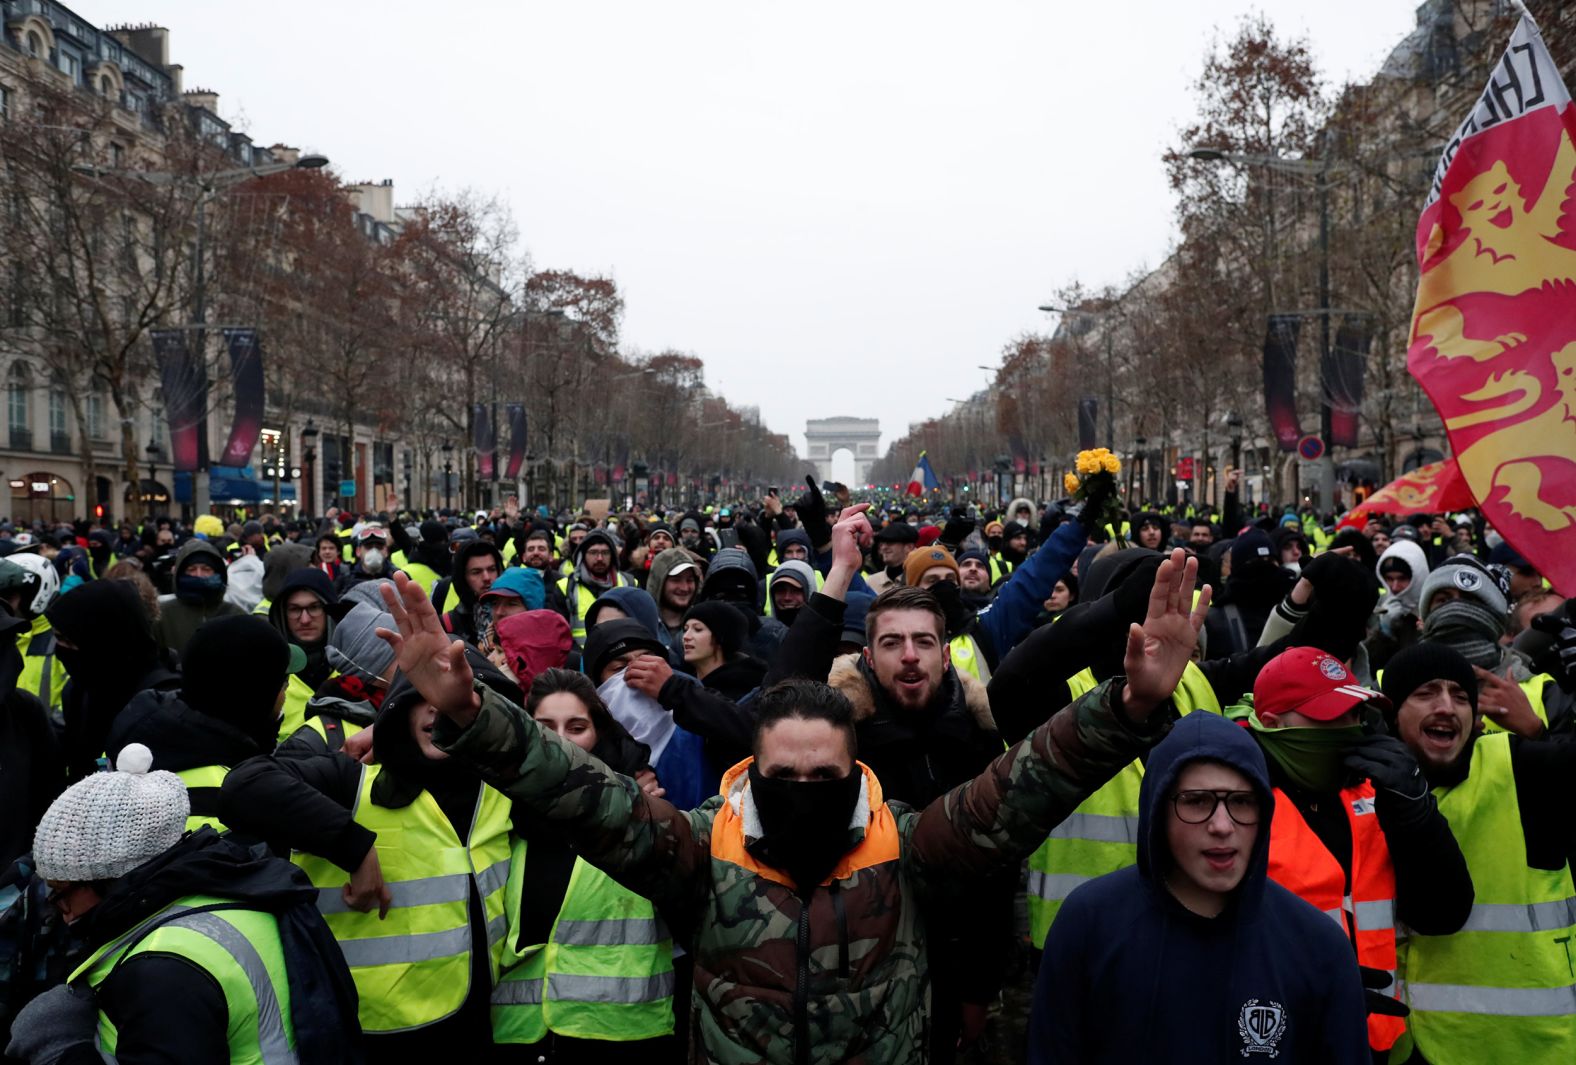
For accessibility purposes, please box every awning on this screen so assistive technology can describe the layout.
[173,466,294,504]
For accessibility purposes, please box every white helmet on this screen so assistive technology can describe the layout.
[4,551,60,616]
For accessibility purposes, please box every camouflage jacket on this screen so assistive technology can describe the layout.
[437,678,1173,1064]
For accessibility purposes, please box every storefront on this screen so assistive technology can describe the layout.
[9,472,75,525]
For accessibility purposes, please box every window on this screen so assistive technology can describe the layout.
[58,51,79,83]
[8,363,30,447]
[99,75,113,96]
[109,142,123,168]
[0,85,9,122]
[87,389,104,439]
[26,32,42,58]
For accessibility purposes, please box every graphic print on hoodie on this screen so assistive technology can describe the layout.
[1028,711,1370,1064]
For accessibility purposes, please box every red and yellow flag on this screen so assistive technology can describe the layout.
[1409,10,1576,595]
[1356,459,1476,518]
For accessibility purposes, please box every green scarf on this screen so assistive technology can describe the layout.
[1247,713,1364,794]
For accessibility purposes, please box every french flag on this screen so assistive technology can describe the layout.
[907,451,939,497]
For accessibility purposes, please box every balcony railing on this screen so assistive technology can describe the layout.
[49,431,71,454]
[9,426,31,451]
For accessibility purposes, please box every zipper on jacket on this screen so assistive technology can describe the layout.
[794,895,812,1065]
[830,881,849,979]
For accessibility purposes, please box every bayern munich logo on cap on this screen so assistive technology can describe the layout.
[1317,656,1347,681]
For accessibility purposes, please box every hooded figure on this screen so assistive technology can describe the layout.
[765,559,817,629]
[772,527,815,567]
[105,616,302,829]
[494,610,573,688]
[1029,712,1369,1064]
[268,569,343,692]
[48,580,180,783]
[699,547,788,661]
[155,539,246,657]
[260,541,313,609]
[440,539,506,644]
[1204,529,1294,660]
[215,654,523,1054]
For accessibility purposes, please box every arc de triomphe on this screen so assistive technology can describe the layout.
[805,417,880,486]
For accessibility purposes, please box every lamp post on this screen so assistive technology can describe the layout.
[144,441,161,516]
[1038,304,1117,452]
[300,419,319,518]
[1185,143,1339,513]
[442,440,454,512]
[78,153,329,519]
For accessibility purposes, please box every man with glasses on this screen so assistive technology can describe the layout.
[267,569,346,740]
[1031,709,1370,1063]
[1246,647,1472,1059]
[557,529,634,644]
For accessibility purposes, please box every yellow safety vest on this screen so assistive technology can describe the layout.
[558,573,635,642]
[17,615,68,713]
[294,712,367,755]
[291,763,514,1033]
[401,560,441,598]
[949,633,990,684]
[764,569,824,618]
[173,765,230,834]
[1375,669,1552,734]
[70,894,297,1064]
[491,839,675,1044]
[336,527,355,563]
[1400,733,1576,1064]
[1026,662,1220,949]
[276,671,327,744]
[252,596,271,618]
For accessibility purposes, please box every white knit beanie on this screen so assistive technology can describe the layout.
[32,743,190,882]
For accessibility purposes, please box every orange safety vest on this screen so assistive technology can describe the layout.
[1266,781,1403,1052]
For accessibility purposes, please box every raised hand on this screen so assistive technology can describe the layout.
[1473,666,1544,738]
[1122,548,1211,719]
[377,571,478,725]
[824,503,873,603]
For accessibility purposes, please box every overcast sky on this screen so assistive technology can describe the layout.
[75,0,1424,477]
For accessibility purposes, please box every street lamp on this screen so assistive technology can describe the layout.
[300,419,319,517]
[1185,143,1337,513]
[442,440,454,512]
[144,441,161,514]
[1039,303,1118,451]
[75,152,330,518]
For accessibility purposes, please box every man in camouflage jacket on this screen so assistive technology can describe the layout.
[378,528,1213,1064]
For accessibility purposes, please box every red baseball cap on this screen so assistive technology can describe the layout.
[1253,647,1390,722]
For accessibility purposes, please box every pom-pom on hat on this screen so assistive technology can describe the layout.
[33,743,189,882]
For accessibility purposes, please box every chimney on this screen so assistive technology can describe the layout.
[268,144,301,165]
[183,87,220,114]
[107,24,170,68]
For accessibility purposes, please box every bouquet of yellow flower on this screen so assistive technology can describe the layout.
[1064,448,1125,544]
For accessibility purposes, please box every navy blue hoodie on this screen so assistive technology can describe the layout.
[1029,711,1369,1064]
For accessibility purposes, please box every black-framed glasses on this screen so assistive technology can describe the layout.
[1172,789,1261,826]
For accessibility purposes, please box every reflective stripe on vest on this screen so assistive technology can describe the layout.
[1267,780,1403,1050]
[1401,733,1576,1063]
[558,573,633,641]
[173,764,230,834]
[1026,662,1219,949]
[275,672,324,744]
[70,896,297,1065]
[19,618,66,712]
[291,763,514,1033]
[491,838,675,1044]
[949,633,990,684]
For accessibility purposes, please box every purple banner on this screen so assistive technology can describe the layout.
[503,403,526,479]
[472,403,496,480]
[219,328,264,466]
[152,329,207,472]
[1323,317,1370,449]
[1262,314,1303,452]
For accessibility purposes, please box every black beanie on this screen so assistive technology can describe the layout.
[182,616,293,739]
[683,601,748,659]
[1380,641,1479,718]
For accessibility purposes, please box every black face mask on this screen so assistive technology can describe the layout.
[986,535,1003,553]
[929,579,968,637]
[748,763,862,893]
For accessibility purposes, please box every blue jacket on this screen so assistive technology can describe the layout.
[1029,711,1369,1064]
[972,518,1084,665]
